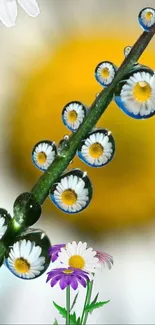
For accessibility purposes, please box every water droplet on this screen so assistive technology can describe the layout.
[13,193,42,228]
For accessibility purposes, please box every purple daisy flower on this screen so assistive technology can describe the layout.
[46,267,90,290]
[48,244,65,262]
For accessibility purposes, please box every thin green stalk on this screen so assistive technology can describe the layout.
[31,24,155,205]
[80,281,90,324]
[82,280,94,325]
[0,23,155,260]
[66,285,70,325]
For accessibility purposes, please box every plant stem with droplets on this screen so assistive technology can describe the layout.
[0,24,155,261]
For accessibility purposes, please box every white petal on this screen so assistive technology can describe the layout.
[0,0,17,27]
[17,0,39,17]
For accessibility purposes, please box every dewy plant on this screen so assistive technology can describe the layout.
[0,6,155,324]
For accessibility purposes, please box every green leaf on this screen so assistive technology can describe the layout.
[70,292,79,312]
[53,301,67,319]
[53,301,78,324]
[53,319,58,325]
[85,300,110,313]
[76,316,81,324]
[91,293,99,305]
[89,293,99,315]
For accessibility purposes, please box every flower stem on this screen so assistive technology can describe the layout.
[31,24,155,205]
[0,24,155,260]
[82,280,94,325]
[66,286,70,325]
[81,280,90,324]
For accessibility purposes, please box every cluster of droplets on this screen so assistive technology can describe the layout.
[95,7,155,120]
[0,7,154,281]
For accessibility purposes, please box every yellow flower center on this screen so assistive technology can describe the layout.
[69,255,85,269]
[101,67,110,78]
[68,110,77,122]
[14,258,30,274]
[89,142,103,158]
[61,189,77,205]
[133,81,152,102]
[37,152,47,164]
[145,11,153,20]
[63,269,74,274]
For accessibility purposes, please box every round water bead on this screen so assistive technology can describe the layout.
[4,228,51,280]
[114,64,155,119]
[0,208,12,240]
[95,61,117,87]
[138,7,155,31]
[62,101,88,132]
[77,128,115,167]
[13,192,41,228]
[49,168,93,214]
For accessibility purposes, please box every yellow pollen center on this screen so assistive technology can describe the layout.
[101,67,110,78]
[37,152,47,164]
[145,11,153,20]
[133,81,152,102]
[69,255,85,269]
[14,258,30,274]
[63,269,74,274]
[68,110,77,122]
[89,142,103,158]
[61,189,77,205]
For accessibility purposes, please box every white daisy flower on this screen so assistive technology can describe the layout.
[124,46,132,57]
[50,169,93,214]
[62,101,87,132]
[77,129,115,167]
[95,61,117,87]
[117,71,155,119]
[0,0,40,27]
[58,241,99,273]
[138,7,155,31]
[5,239,45,279]
[0,216,7,239]
[32,140,57,171]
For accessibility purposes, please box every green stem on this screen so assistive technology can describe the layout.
[31,24,155,205]
[0,23,155,260]
[66,286,70,325]
[82,280,94,325]
[81,281,90,324]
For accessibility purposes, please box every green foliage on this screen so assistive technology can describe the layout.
[70,292,79,312]
[85,300,110,313]
[53,301,79,324]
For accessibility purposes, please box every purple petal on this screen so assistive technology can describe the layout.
[52,252,59,262]
[76,275,87,288]
[70,277,78,290]
[59,277,68,290]
[49,275,62,287]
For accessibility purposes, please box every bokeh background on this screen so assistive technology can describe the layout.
[0,0,155,323]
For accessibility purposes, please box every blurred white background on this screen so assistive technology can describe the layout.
[0,0,155,324]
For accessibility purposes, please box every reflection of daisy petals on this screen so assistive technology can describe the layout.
[50,170,92,214]
[0,0,40,27]
[77,129,115,167]
[58,241,99,273]
[32,140,57,171]
[0,217,7,239]
[62,101,87,132]
[95,250,113,270]
[95,61,117,87]
[5,239,45,279]
[124,46,132,57]
[118,71,155,118]
[138,7,155,31]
